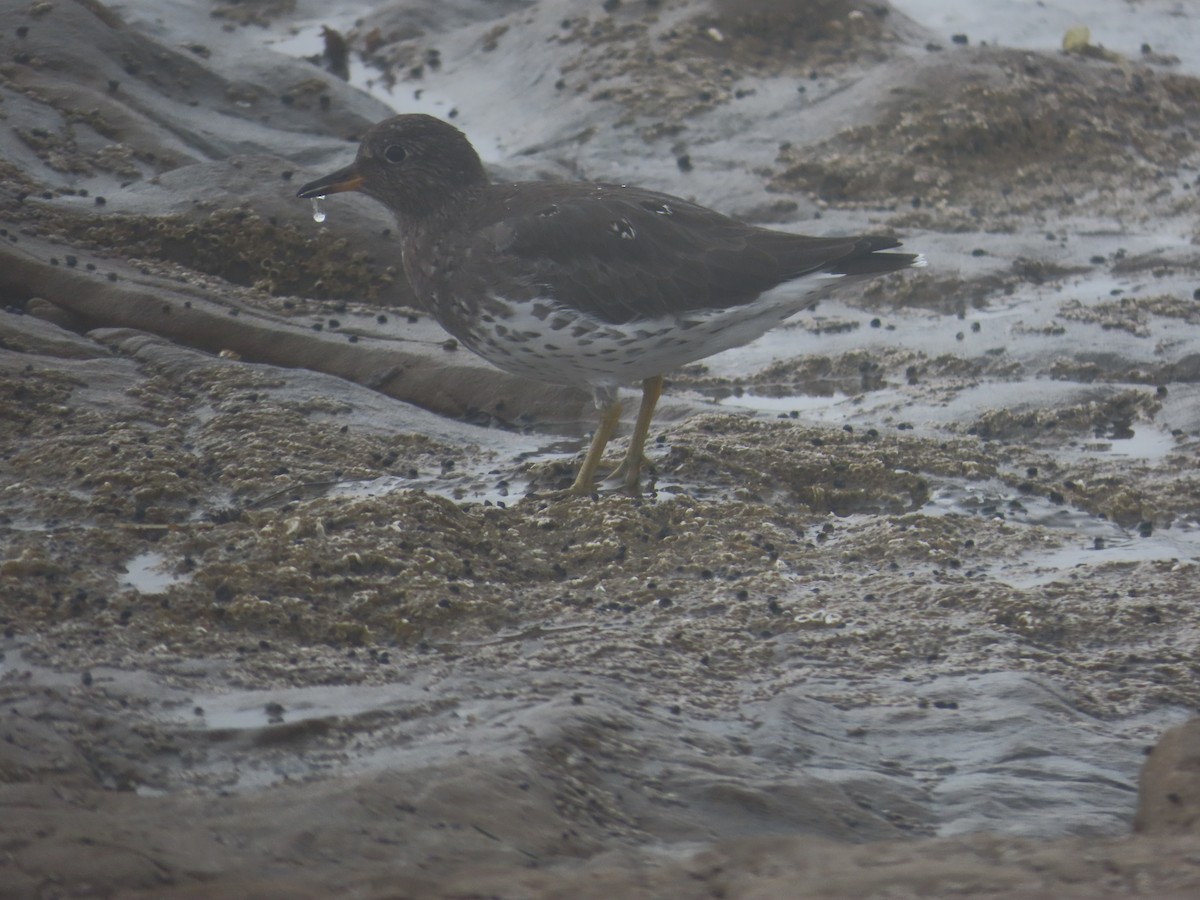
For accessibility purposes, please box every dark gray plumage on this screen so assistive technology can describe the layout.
[298,114,924,495]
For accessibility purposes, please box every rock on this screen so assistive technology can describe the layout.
[1134,717,1200,835]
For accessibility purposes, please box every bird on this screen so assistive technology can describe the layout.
[297,114,924,496]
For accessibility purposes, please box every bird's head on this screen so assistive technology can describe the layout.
[297,114,489,220]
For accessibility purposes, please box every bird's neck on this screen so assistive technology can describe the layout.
[393,177,488,225]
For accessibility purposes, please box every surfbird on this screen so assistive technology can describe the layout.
[298,114,924,495]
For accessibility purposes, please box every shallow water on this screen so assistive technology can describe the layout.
[118,550,193,595]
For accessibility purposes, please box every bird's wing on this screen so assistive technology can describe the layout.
[463,184,910,325]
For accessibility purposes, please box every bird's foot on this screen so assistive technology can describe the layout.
[562,476,601,498]
[606,451,653,495]
[548,454,652,498]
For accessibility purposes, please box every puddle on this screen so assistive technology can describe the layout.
[1069,426,1179,462]
[323,471,520,505]
[925,479,1120,532]
[1003,536,1200,589]
[118,551,191,595]
[924,477,1200,586]
[0,517,53,532]
[268,432,580,505]
[710,391,849,419]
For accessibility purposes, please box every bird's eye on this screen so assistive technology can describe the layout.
[383,144,408,164]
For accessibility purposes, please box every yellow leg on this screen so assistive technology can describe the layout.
[610,375,663,493]
[567,399,623,496]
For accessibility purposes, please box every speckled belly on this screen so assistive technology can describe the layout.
[447,278,838,391]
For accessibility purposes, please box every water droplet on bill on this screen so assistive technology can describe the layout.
[311,196,327,223]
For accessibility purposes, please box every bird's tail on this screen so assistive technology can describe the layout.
[827,237,926,276]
